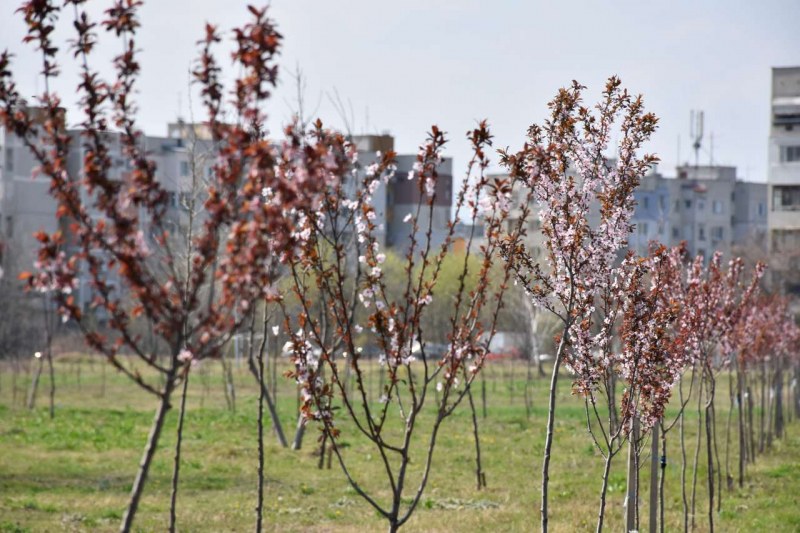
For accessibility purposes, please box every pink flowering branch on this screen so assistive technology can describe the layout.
[282,121,513,532]
[0,3,328,530]
[489,77,658,532]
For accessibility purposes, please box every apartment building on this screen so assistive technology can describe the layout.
[0,111,216,312]
[352,135,453,251]
[0,121,454,310]
[499,162,767,264]
[0,108,61,276]
[767,66,800,294]
[662,165,765,261]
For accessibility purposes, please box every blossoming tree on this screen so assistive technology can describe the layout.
[487,77,658,531]
[0,2,328,530]
[283,122,514,532]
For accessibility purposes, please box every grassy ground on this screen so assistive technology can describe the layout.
[0,354,798,532]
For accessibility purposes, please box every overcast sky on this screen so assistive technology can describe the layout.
[2,1,798,182]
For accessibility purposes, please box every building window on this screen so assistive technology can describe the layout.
[658,222,665,235]
[638,222,649,236]
[772,229,800,254]
[684,199,692,209]
[697,248,706,259]
[4,147,12,172]
[773,185,800,211]
[758,202,765,216]
[711,226,724,241]
[698,224,706,241]
[180,161,190,177]
[780,145,800,163]
[674,200,680,212]
[698,199,705,210]
[643,197,650,209]
[5,215,12,238]
[712,200,723,214]
[672,227,680,239]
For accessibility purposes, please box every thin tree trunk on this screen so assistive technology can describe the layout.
[759,362,766,453]
[659,423,667,533]
[12,355,19,406]
[596,452,613,533]
[247,355,288,447]
[46,348,55,419]
[318,432,328,470]
[609,371,619,436]
[26,356,43,410]
[467,386,486,489]
[704,373,715,533]
[271,343,278,406]
[774,363,784,440]
[509,356,515,404]
[634,438,641,532]
[785,366,792,425]
[736,367,745,487]
[625,417,640,533]
[679,374,691,532]
[541,332,568,533]
[747,383,755,464]
[724,372,734,491]
[794,363,800,418]
[255,312,269,532]
[120,378,176,533]
[711,399,722,512]
[292,414,306,450]
[481,376,487,419]
[169,371,190,533]
[649,423,659,533]
[256,352,266,532]
[766,366,774,449]
[690,375,704,533]
[524,351,533,420]
[223,351,236,413]
[43,292,56,419]
[537,352,545,378]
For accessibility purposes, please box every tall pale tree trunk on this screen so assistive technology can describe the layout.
[541,331,569,532]
[625,417,640,533]
[649,422,659,533]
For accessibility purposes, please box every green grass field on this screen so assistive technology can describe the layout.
[1,354,798,532]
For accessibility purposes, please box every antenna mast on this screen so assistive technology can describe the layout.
[690,110,704,169]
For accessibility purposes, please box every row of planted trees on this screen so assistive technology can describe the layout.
[487,80,800,532]
[0,2,798,532]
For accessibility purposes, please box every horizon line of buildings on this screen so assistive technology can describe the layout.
[1,66,799,302]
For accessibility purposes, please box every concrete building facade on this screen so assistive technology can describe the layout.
[0,110,61,276]
[500,163,767,264]
[767,66,800,294]
[0,124,454,306]
[352,135,453,252]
